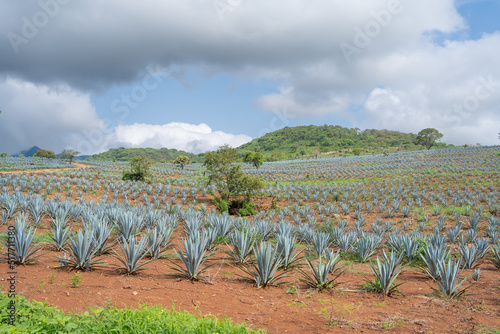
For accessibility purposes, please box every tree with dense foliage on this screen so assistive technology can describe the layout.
[174,155,190,170]
[204,145,263,215]
[0,152,7,158]
[415,128,444,150]
[34,149,56,159]
[60,149,80,164]
[122,156,151,182]
[243,151,264,169]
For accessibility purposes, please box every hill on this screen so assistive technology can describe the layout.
[87,147,196,162]
[237,125,451,161]
[86,125,451,163]
[13,146,41,157]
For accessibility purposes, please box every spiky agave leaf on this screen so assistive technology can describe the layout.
[238,242,288,288]
[145,225,174,259]
[369,251,405,296]
[167,231,219,281]
[428,258,473,298]
[1,226,44,265]
[225,229,255,264]
[298,256,344,291]
[309,232,332,258]
[353,235,381,262]
[490,245,500,270]
[420,244,450,279]
[49,218,71,251]
[66,230,105,271]
[112,236,153,274]
[275,233,302,269]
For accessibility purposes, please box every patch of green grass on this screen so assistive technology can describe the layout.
[35,233,52,243]
[474,327,500,334]
[161,252,178,259]
[70,273,82,288]
[381,316,405,330]
[0,292,263,333]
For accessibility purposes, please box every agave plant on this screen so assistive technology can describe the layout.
[1,214,44,264]
[112,236,153,274]
[145,225,174,259]
[90,219,113,256]
[225,229,255,264]
[400,234,423,263]
[49,217,71,251]
[336,230,357,252]
[428,258,473,298]
[298,256,343,291]
[207,214,234,239]
[458,243,488,269]
[168,231,218,281]
[368,251,404,296]
[275,233,302,269]
[65,230,104,271]
[353,235,381,262]
[420,244,450,279]
[113,211,141,240]
[252,220,275,241]
[309,232,332,258]
[184,214,203,236]
[491,244,500,270]
[239,242,288,288]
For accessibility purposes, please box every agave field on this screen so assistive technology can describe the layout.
[0,156,76,171]
[1,146,499,333]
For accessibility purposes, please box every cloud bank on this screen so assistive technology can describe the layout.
[0,0,499,148]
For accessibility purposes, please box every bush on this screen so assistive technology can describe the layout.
[122,156,151,182]
[204,145,263,215]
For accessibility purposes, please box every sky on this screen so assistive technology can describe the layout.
[0,0,499,155]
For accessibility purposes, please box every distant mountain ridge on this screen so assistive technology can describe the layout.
[13,146,41,157]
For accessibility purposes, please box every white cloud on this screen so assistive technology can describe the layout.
[104,122,252,154]
[0,0,499,147]
[0,77,103,154]
[0,78,252,155]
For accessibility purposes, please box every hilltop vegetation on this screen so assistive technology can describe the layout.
[87,147,196,162]
[237,125,451,161]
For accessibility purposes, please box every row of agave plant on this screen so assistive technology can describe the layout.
[0,156,76,171]
[1,190,499,299]
[1,163,498,225]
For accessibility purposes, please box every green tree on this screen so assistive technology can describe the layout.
[174,155,190,170]
[416,128,443,150]
[60,149,80,164]
[204,145,263,214]
[243,151,264,169]
[352,148,362,156]
[122,155,151,182]
[34,149,56,159]
[0,152,7,158]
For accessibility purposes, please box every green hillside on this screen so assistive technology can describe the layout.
[237,125,451,161]
[87,147,196,162]
[86,125,451,163]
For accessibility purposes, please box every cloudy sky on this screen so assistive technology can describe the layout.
[0,0,499,155]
